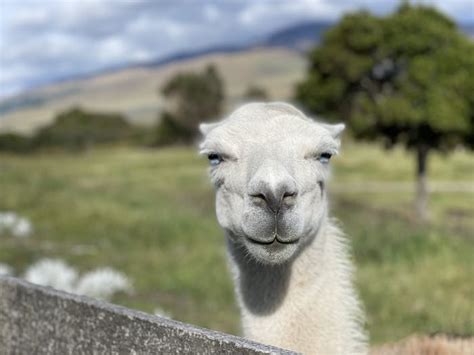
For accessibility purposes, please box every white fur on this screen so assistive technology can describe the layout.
[200,102,367,354]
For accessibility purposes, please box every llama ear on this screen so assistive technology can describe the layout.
[321,123,345,139]
[199,122,221,136]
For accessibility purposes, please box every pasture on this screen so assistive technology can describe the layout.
[0,142,472,344]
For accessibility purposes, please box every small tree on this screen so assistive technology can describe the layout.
[243,85,269,101]
[157,64,224,144]
[296,4,474,220]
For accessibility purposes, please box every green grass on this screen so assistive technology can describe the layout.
[0,144,473,344]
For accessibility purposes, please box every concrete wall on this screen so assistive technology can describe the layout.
[0,276,296,354]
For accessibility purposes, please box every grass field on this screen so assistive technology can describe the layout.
[0,142,473,344]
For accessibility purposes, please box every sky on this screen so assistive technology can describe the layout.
[0,0,473,98]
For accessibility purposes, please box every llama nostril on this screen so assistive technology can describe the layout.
[249,193,268,207]
[281,191,297,209]
[250,193,267,201]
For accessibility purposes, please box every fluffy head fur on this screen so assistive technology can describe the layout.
[200,102,367,354]
[200,102,344,264]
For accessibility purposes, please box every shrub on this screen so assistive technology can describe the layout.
[0,133,33,153]
[32,107,138,151]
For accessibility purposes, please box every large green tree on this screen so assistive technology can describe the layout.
[296,4,474,220]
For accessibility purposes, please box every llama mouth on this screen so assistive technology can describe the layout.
[245,235,300,258]
[246,236,300,246]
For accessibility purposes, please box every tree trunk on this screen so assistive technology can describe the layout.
[415,145,429,222]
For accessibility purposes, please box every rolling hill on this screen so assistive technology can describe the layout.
[0,48,306,135]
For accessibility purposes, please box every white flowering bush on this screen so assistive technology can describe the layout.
[0,263,14,276]
[75,268,132,300]
[24,259,78,293]
[23,258,132,300]
[0,211,33,238]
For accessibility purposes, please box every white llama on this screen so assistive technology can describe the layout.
[200,102,367,354]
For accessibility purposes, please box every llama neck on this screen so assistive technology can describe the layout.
[226,220,367,355]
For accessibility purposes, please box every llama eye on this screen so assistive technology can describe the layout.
[318,152,332,164]
[208,153,223,166]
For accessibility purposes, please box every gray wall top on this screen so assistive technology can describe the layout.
[0,276,297,354]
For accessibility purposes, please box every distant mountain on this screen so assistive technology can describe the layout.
[0,88,81,116]
[264,20,474,49]
[142,44,251,68]
[263,21,333,50]
[142,20,334,68]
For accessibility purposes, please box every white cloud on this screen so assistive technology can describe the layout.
[0,0,472,98]
[130,49,154,62]
[97,37,129,63]
[9,8,50,29]
[159,19,188,39]
[239,0,338,26]
[204,4,220,22]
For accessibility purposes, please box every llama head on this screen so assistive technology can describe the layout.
[200,102,344,264]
